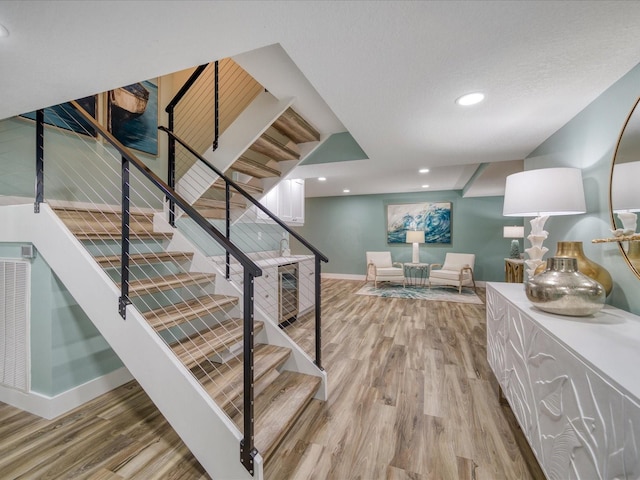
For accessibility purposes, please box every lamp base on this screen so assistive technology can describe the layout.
[412,242,420,264]
[509,239,520,259]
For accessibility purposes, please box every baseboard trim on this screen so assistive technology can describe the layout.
[0,367,133,420]
[321,272,366,281]
[321,273,487,288]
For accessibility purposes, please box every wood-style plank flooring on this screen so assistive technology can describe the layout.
[0,279,544,479]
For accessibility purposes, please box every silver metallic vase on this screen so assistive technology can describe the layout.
[526,257,605,316]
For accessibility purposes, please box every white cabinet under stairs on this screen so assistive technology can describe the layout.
[258,178,305,225]
[0,203,325,480]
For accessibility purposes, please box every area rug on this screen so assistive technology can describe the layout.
[356,283,483,304]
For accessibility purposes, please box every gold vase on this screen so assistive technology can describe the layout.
[626,241,640,273]
[536,241,612,296]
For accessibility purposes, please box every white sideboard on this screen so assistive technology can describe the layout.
[486,282,640,480]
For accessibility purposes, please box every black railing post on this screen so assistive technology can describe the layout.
[119,155,131,319]
[213,60,219,151]
[34,109,44,213]
[225,182,231,280]
[314,255,323,370]
[167,106,176,227]
[240,268,257,475]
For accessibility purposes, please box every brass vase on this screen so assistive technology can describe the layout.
[626,241,640,273]
[535,241,612,296]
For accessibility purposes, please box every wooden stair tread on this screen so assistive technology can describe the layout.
[211,180,263,196]
[272,108,321,143]
[143,295,239,331]
[236,371,321,461]
[196,344,292,411]
[94,251,193,268]
[170,320,264,369]
[250,134,300,161]
[72,231,169,240]
[231,155,281,179]
[55,208,164,240]
[123,272,214,297]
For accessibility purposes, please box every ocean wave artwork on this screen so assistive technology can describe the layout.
[387,202,451,244]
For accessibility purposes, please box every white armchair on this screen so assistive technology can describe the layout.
[429,253,476,293]
[365,251,405,288]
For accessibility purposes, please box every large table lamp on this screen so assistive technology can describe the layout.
[503,225,525,259]
[406,230,425,264]
[503,168,586,279]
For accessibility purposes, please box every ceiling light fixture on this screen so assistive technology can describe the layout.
[419,168,430,174]
[318,177,326,181]
[343,189,350,193]
[0,24,9,38]
[422,184,430,188]
[456,92,485,106]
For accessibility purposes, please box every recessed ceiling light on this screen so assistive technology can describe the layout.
[421,184,430,188]
[318,177,326,181]
[419,168,430,174]
[0,24,9,38]
[343,189,350,193]
[455,92,485,106]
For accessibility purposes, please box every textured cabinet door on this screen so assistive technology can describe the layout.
[623,396,640,478]
[486,286,507,389]
[520,317,625,479]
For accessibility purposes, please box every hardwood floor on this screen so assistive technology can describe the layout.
[0,279,545,479]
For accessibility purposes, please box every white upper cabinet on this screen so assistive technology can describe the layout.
[258,178,305,225]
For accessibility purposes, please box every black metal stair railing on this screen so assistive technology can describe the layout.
[33,102,261,475]
[158,126,329,371]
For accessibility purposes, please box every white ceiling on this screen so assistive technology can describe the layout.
[2,1,640,198]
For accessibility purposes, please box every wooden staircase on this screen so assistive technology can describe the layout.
[192,106,320,220]
[52,206,322,475]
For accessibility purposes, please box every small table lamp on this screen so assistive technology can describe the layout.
[611,161,640,235]
[503,168,586,279]
[406,230,425,264]
[503,226,524,259]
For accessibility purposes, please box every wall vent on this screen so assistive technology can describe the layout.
[0,260,30,392]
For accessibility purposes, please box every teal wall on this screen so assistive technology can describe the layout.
[293,190,517,282]
[525,62,640,315]
[0,244,123,396]
[0,116,164,208]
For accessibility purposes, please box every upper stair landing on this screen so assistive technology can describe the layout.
[175,92,293,207]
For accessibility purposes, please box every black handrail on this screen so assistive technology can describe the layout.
[165,63,209,113]
[165,63,209,227]
[158,126,330,264]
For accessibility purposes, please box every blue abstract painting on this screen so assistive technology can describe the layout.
[386,202,451,244]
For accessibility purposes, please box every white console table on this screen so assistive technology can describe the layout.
[486,282,640,480]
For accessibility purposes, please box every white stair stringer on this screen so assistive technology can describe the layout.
[166,230,328,400]
[176,91,294,206]
[0,203,261,480]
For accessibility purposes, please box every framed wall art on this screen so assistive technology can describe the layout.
[386,201,452,244]
[20,95,98,137]
[107,79,158,156]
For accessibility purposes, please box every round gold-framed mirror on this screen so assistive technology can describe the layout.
[609,97,640,279]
